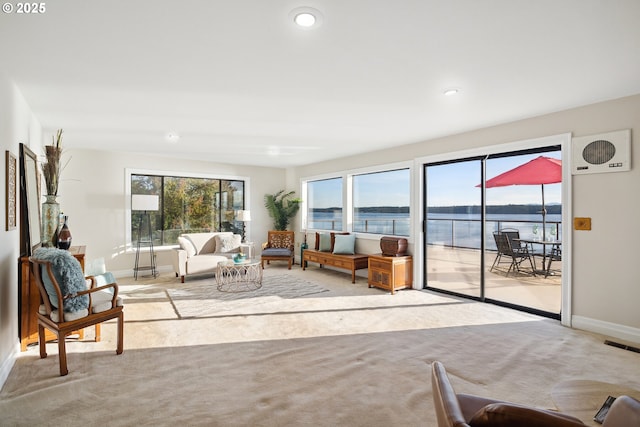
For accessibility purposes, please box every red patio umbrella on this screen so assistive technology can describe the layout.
[483,156,562,240]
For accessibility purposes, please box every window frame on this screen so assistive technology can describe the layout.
[301,161,413,241]
[125,168,250,251]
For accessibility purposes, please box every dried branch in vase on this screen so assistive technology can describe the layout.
[42,129,63,196]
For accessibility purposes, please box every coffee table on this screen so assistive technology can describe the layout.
[216,259,262,292]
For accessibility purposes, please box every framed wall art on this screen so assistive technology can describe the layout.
[6,150,17,230]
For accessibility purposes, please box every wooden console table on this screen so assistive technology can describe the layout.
[19,245,86,351]
[368,254,413,294]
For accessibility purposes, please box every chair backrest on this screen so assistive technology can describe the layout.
[267,230,294,249]
[431,361,470,427]
[500,228,521,249]
[30,247,89,315]
[492,232,513,256]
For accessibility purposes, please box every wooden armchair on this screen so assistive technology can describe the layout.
[261,230,295,269]
[30,248,124,376]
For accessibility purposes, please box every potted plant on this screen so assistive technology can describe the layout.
[264,190,301,230]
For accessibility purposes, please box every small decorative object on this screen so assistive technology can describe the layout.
[56,215,72,250]
[233,253,247,264]
[380,236,408,257]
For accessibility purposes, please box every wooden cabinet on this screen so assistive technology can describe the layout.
[19,246,86,351]
[368,254,413,294]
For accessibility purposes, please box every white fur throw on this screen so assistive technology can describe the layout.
[32,247,89,313]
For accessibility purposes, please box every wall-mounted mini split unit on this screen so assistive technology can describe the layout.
[571,129,631,175]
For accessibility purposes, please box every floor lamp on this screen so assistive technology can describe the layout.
[132,194,159,280]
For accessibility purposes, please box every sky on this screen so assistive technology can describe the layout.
[427,152,562,206]
[308,151,562,208]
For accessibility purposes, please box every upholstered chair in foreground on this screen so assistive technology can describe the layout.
[431,361,639,427]
[30,248,124,376]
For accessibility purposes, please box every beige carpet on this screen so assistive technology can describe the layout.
[1,265,639,426]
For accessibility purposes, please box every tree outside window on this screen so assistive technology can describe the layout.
[131,174,245,246]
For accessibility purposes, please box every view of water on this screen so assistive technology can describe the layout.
[309,210,561,249]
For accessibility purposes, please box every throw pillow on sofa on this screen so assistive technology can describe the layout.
[178,236,197,258]
[333,234,356,255]
[215,234,241,253]
[318,233,332,252]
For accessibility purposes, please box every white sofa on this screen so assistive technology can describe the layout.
[172,232,242,283]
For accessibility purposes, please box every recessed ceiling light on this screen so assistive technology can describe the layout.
[165,132,180,143]
[289,7,323,29]
[295,12,316,27]
[443,88,460,96]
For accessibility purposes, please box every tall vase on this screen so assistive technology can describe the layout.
[56,215,72,250]
[41,195,60,247]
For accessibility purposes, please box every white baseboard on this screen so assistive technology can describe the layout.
[572,315,640,345]
[0,341,18,391]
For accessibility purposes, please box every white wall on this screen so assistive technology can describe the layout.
[0,72,42,387]
[291,94,640,343]
[56,149,287,275]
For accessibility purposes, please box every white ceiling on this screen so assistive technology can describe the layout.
[1,1,639,168]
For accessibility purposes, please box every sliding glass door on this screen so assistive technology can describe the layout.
[424,147,562,317]
[425,158,484,299]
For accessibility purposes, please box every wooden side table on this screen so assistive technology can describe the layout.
[368,254,413,294]
[19,245,86,351]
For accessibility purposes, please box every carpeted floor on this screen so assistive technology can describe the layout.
[1,265,639,426]
[166,274,330,318]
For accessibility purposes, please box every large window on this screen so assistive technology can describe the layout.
[306,178,343,231]
[131,174,245,246]
[303,164,412,236]
[352,168,410,236]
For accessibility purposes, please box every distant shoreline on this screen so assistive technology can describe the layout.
[311,204,561,215]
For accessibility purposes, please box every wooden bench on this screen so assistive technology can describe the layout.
[302,232,369,283]
[302,249,369,283]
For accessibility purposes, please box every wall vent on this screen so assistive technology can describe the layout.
[571,129,631,175]
[604,340,640,354]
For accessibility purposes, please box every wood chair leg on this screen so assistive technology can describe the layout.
[116,313,124,355]
[58,335,68,376]
[38,323,47,359]
[95,323,101,342]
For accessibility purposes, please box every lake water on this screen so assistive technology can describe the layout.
[309,211,561,249]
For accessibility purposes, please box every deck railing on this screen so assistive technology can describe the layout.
[427,218,561,250]
[306,217,561,249]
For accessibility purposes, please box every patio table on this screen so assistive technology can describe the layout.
[515,238,561,278]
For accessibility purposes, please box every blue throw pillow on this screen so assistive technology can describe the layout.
[319,233,332,252]
[333,234,356,255]
[33,247,89,312]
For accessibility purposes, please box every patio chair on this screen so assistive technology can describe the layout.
[490,229,536,277]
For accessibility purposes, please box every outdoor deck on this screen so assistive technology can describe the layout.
[425,245,561,314]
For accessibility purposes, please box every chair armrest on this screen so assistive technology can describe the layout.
[468,402,585,427]
[75,282,119,307]
[603,395,640,427]
[262,242,270,249]
[172,249,187,276]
